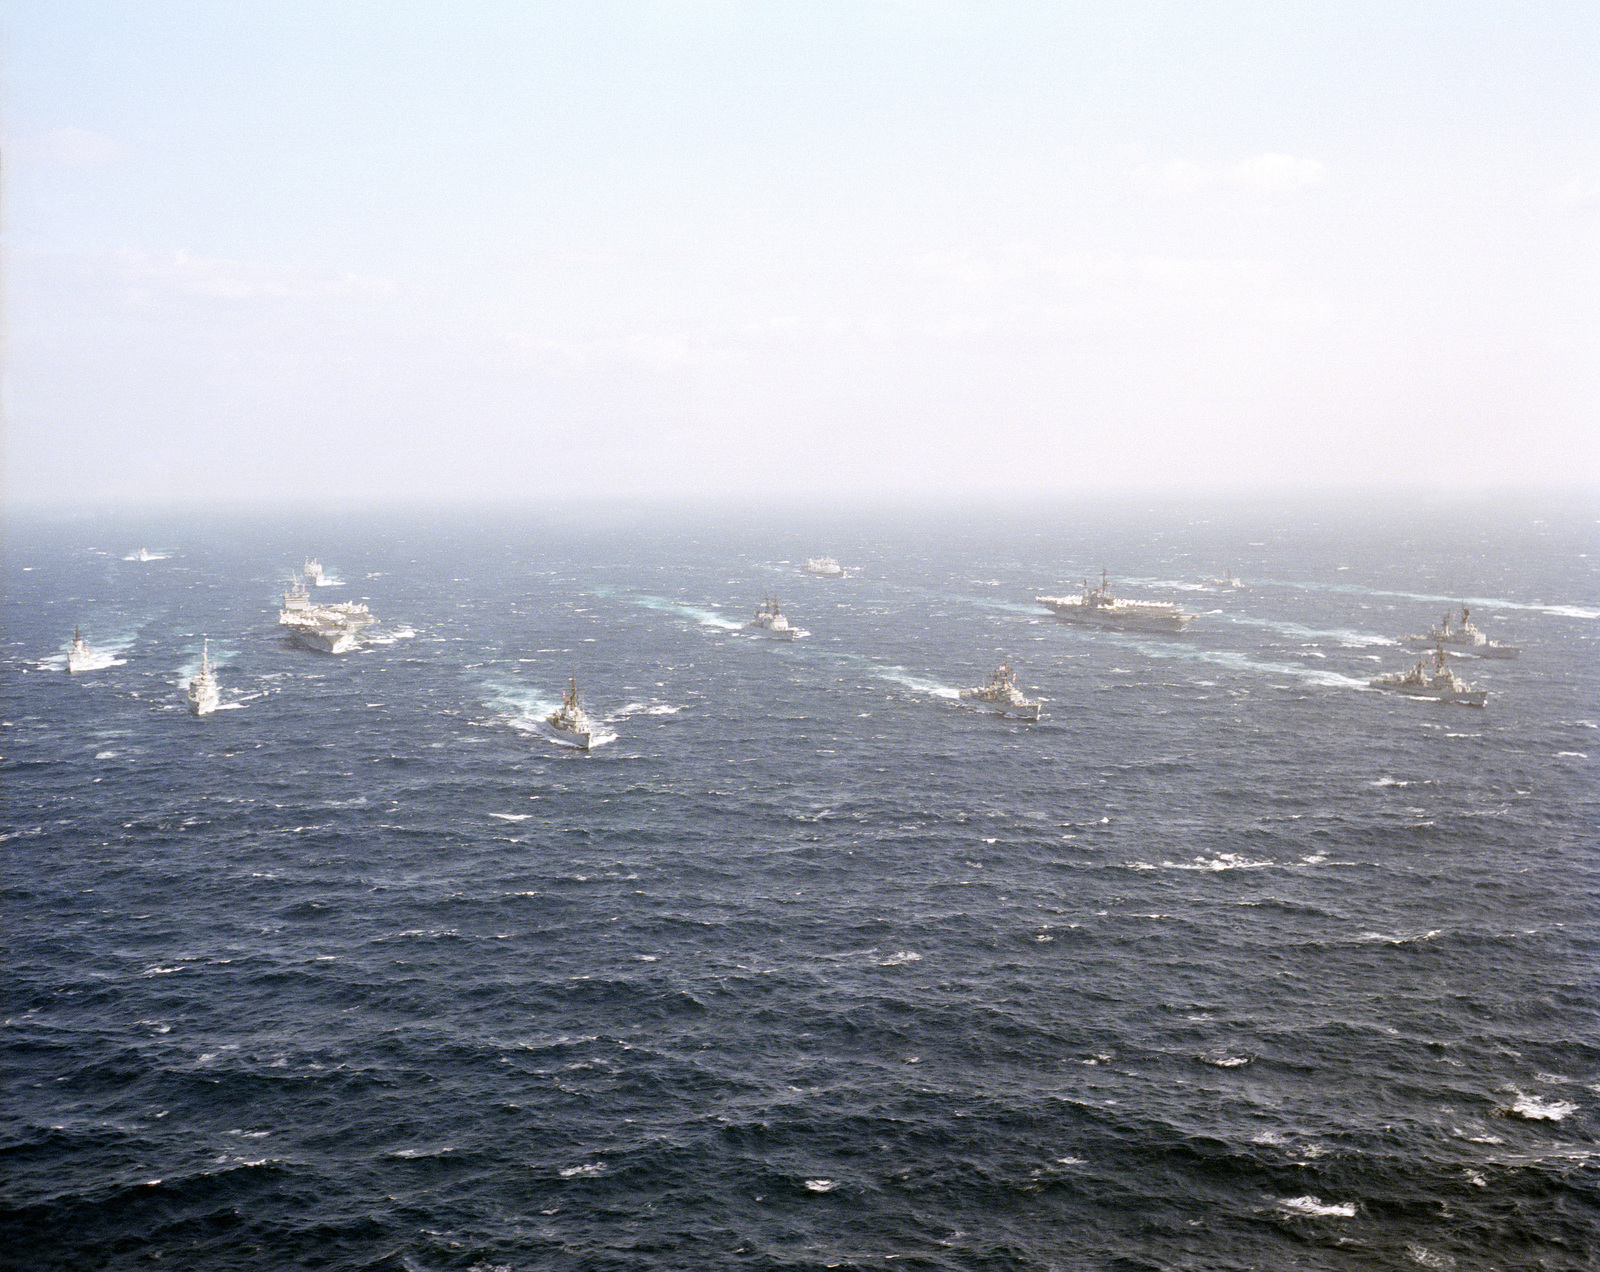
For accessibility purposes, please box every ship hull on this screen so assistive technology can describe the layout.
[188,689,219,716]
[290,626,359,654]
[744,625,795,639]
[1369,682,1487,707]
[959,694,1041,721]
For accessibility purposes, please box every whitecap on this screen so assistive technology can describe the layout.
[1504,1093,1577,1121]
[1277,1196,1356,1217]
[879,951,922,966]
[559,1163,606,1178]
[490,813,531,822]
[803,1178,841,1192]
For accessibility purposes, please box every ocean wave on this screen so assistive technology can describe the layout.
[1277,1195,1357,1217]
[1500,1092,1578,1121]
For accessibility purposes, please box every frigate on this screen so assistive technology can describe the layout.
[744,597,799,639]
[67,627,94,674]
[546,678,595,750]
[959,661,1042,721]
[187,640,220,716]
[1404,605,1518,659]
[1369,646,1488,706]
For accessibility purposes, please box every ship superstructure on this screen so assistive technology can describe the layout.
[303,557,328,586]
[187,640,220,715]
[744,597,800,639]
[1037,569,1194,633]
[1369,645,1488,706]
[959,661,1042,721]
[1404,605,1518,660]
[546,678,595,749]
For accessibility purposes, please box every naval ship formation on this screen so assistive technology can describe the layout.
[52,545,1529,731]
[1036,569,1194,633]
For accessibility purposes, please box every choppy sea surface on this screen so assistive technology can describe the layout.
[4,497,1597,1272]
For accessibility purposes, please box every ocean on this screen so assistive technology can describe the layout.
[3,496,1597,1271]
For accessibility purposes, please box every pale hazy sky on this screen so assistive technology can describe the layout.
[5,1,1598,504]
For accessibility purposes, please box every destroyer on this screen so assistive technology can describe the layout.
[1404,605,1518,659]
[745,597,800,639]
[803,557,844,576]
[66,627,94,674]
[278,579,375,654]
[959,661,1042,721]
[1037,569,1194,633]
[1369,645,1487,706]
[187,640,220,715]
[546,678,595,749]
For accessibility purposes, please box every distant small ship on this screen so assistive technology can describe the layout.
[1207,569,1245,589]
[187,640,220,716]
[745,597,799,639]
[135,547,158,562]
[959,661,1042,721]
[303,557,328,586]
[1037,569,1194,633]
[803,557,844,576]
[67,627,94,674]
[546,678,595,750]
[1404,605,1518,660]
[1369,646,1487,707]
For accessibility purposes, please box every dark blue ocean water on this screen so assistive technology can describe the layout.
[4,497,1598,1271]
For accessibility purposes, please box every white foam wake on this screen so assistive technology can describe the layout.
[1219,613,1397,647]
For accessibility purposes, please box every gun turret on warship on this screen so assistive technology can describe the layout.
[1404,605,1518,659]
[959,661,1042,721]
[1037,569,1194,633]
[1369,645,1488,706]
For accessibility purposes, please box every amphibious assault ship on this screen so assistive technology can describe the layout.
[1037,569,1194,633]
[279,579,375,654]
